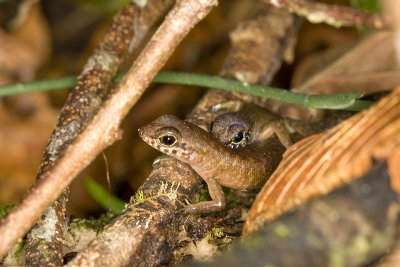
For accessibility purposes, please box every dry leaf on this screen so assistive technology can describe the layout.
[294,32,399,95]
[0,0,51,82]
[244,85,400,235]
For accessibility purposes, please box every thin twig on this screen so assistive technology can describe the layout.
[264,0,387,29]
[0,0,217,260]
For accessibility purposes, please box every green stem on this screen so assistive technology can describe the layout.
[0,71,373,111]
[84,178,125,214]
[0,76,77,96]
[154,72,305,105]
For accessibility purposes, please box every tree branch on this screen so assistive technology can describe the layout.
[0,0,217,260]
[263,0,388,29]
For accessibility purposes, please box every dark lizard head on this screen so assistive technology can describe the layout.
[211,113,252,149]
[138,115,212,164]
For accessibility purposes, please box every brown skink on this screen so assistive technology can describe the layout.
[138,104,291,213]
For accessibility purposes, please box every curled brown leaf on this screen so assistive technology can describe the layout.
[244,86,400,235]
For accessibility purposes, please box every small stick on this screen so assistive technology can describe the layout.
[264,0,388,29]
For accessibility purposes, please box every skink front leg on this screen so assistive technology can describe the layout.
[184,178,226,214]
[259,120,293,148]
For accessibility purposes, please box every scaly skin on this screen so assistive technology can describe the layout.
[138,106,291,214]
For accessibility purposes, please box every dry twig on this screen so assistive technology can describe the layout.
[263,0,387,29]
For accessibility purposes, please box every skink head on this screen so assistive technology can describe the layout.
[211,113,252,149]
[138,115,210,164]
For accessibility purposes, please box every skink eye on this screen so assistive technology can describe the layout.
[228,130,249,148]
[233,131,244,143]
[159,134,177,146]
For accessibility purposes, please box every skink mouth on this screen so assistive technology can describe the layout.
[138,129,153,147]
[138,125,160,149]
[137,127,145,138]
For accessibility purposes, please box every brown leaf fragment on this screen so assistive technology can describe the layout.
[279,32,399,121]
[388,149,400,194]
[384,0,400,63]
[244,85,400,235]
[294,32,399,95]
[0,0,51,82]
